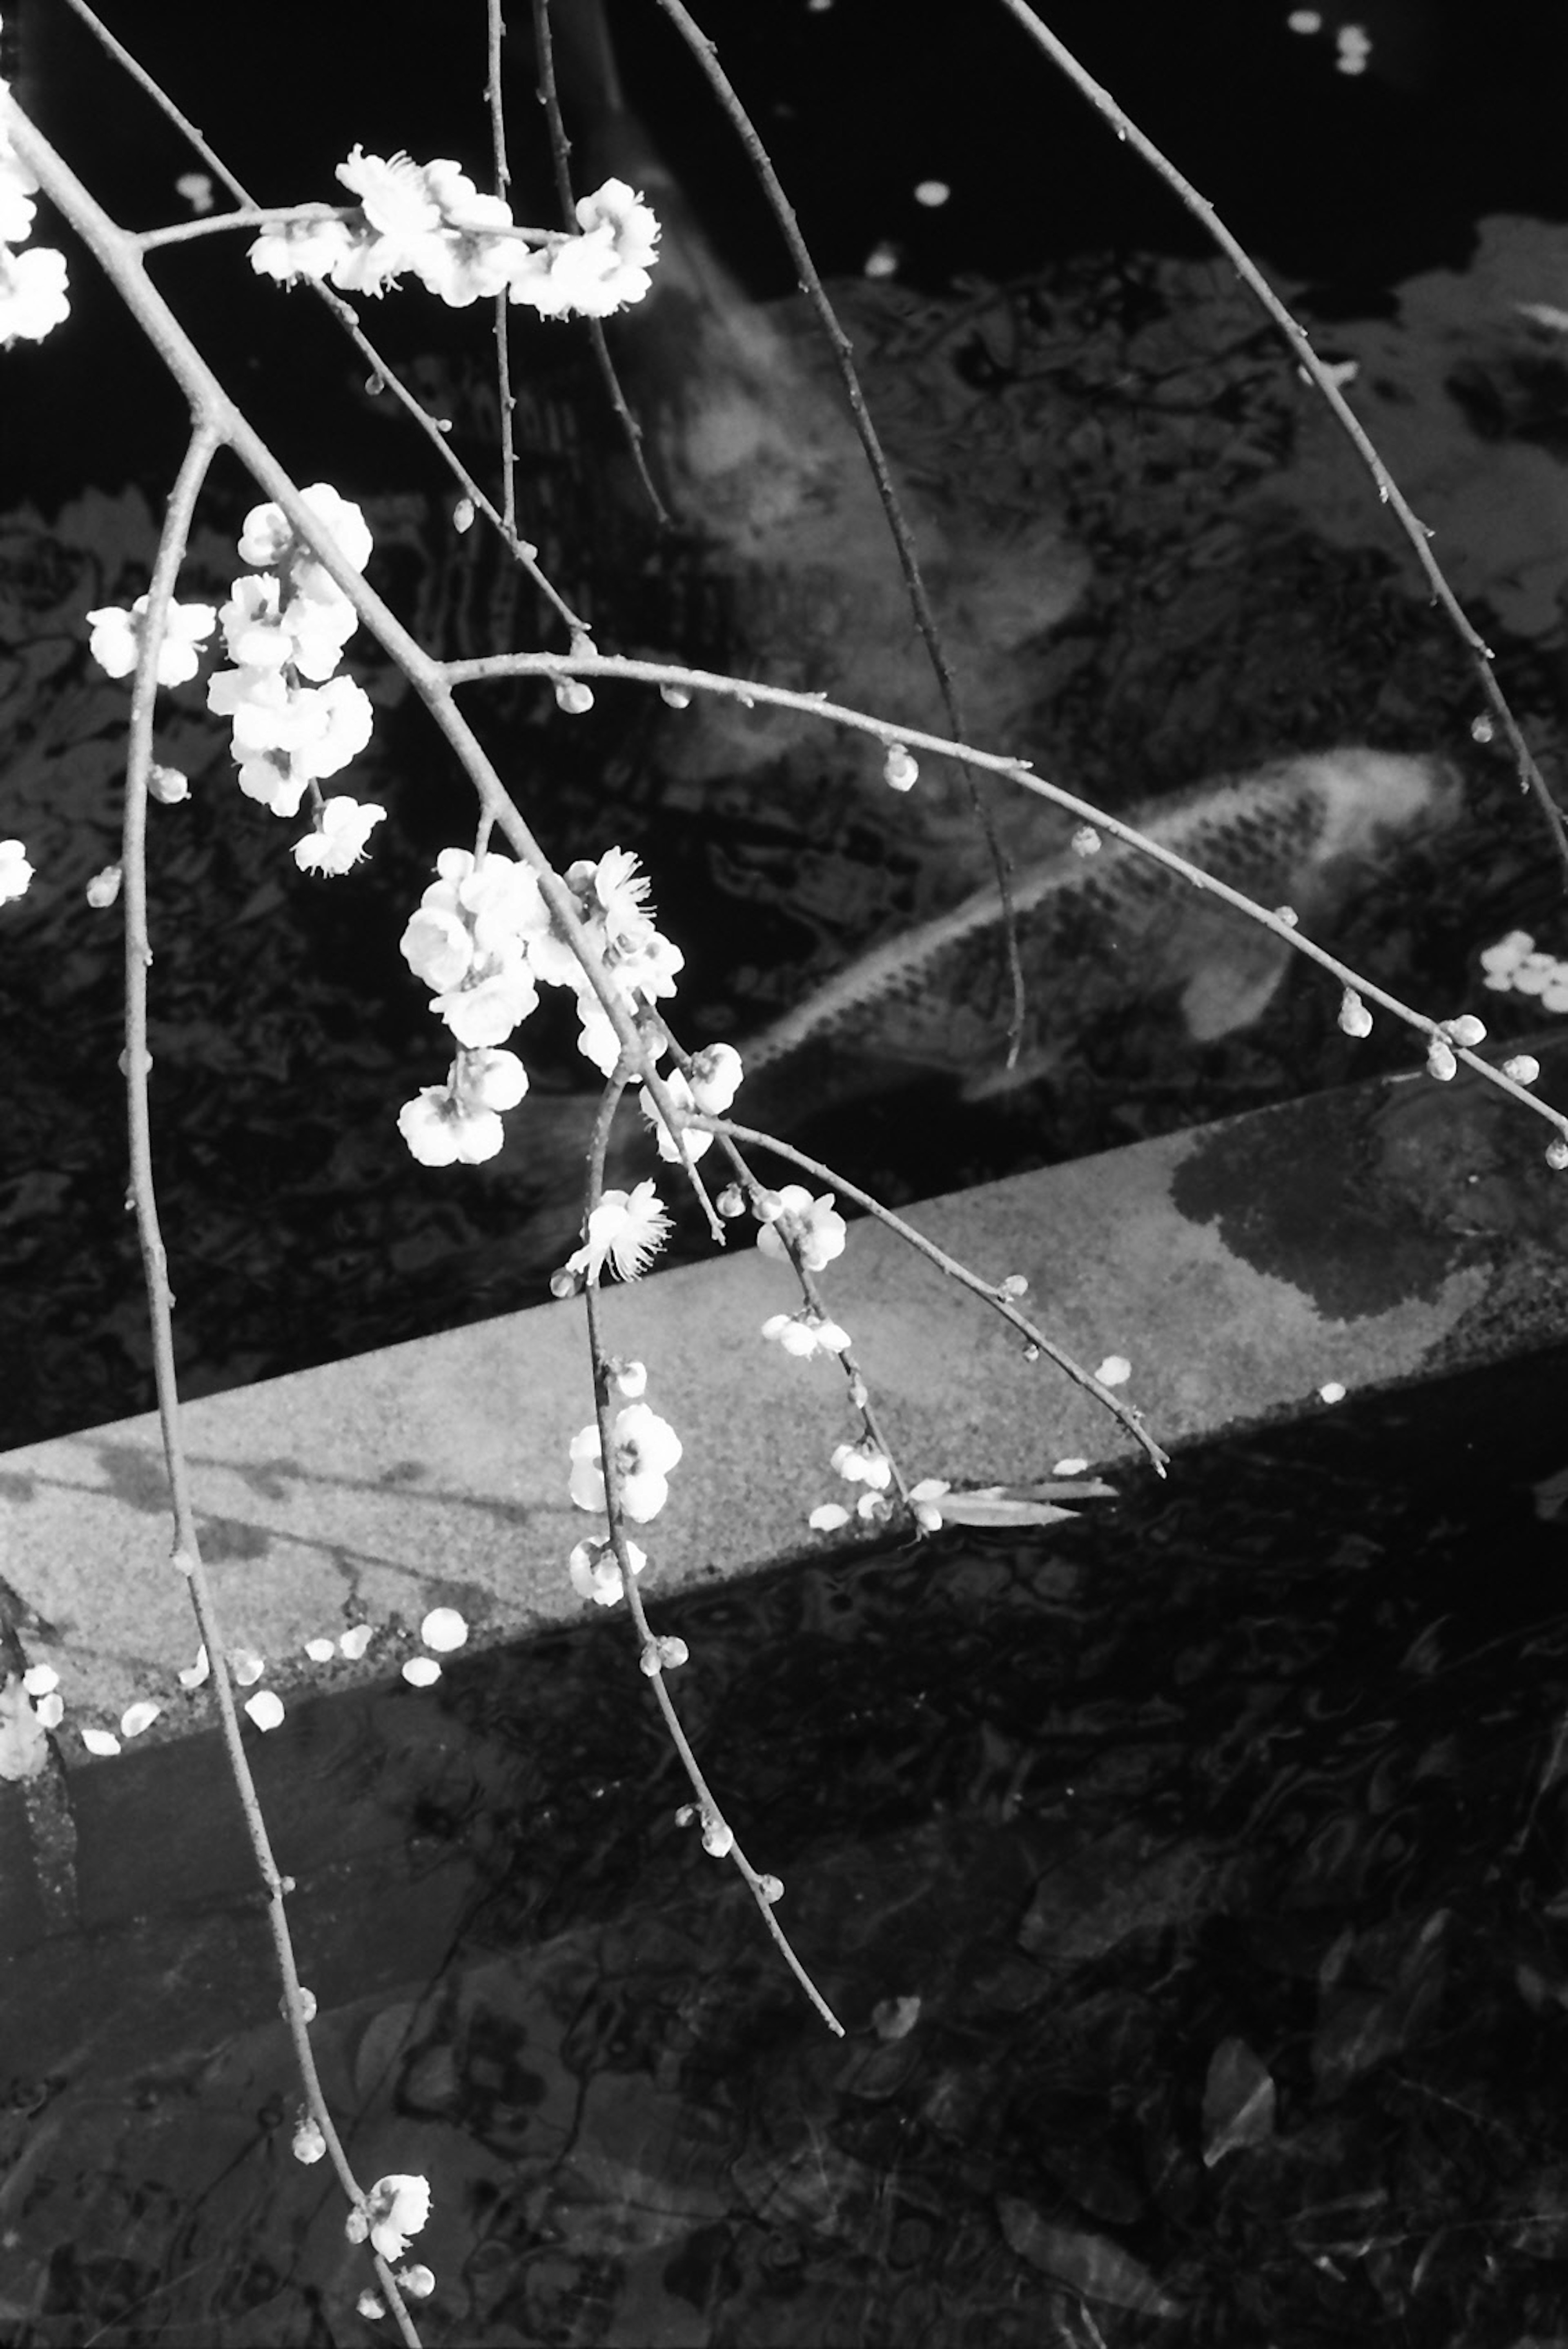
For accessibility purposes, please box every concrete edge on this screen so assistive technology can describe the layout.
[3,1036,1566,1749]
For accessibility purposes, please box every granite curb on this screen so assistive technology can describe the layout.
[3,1038,1566,1752]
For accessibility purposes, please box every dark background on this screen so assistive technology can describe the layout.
[7,0,1568,501]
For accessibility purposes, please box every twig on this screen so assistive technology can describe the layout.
[60,0,590,644]
[645,0,1029,1060]
[533,0,670,524]
[703,1120,1170,1476]
[8,97,717,1225]
[993,0,1568,883]
[440,639,1568,1156]
[576,1097,844,2034]
[488,0,521,541]
[116,425,421,2349]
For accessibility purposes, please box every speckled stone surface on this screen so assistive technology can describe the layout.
[3,1038,1565,1750]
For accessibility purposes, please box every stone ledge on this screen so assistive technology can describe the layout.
[3,1037,1565,1746]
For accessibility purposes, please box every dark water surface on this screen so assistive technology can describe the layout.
[3,1345,1568,2343]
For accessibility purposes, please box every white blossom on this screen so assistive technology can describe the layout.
[762,1311,851,1359]
[831,1440,892,1491]
[567,1182,670,1283]
[249,211,358,286]
[398,1085,505,1167]
[568,1534,647,1607]
[687,1041,743,1113]
[569,1403,682,1522]
[639,1067,714,1164]
[87,596,216,687]
[456,1046,528,1112]
[0,242,68,343]
[517,178,659,318]
[347,2174,432,2265]
[419,1608,468,1653]
[756,1185,846,1272]
[430,956,538,1048]
[0,838,33,902]
[292,796,385,874]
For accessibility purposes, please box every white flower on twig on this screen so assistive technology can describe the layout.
[568,1182,671,1284]
[569,1403,682,1522]
[345,2173,431,2264]
[292,796,385,874]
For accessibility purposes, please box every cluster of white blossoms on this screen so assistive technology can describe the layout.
[807,1438,895,1536]
[340,2171,436,2312]
[85,486,386,873]
[1481,930,1568,1015]
[568,1358,683,1607]
[250,150,658,321]
[636,1039,743,1164]
[0,82,69,345]
[205,485,383,867]
[757,1185,852,1358]
[396,843,695,1168]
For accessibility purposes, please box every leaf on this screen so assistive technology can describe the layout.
[997,2198,1185,2316]
[1201,2036,1276,2166]
[933,1479,1116,1528]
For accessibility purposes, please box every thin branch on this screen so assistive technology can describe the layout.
[440,640,1568,1155]
[116,427,420,2349]
[9,97,716,1224]
[645,0,1027,1056]
[488,0,521,541]
[533,0,670,523]
[60,0,254,208]
[703,1121,1170,1476]
[61,0,589,643]
[994,0,1568,883]
[576,1104,844,2035]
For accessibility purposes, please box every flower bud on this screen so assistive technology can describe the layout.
[883,743,918,790]
[555,678,594,716]
[1338,988,1373,1038]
